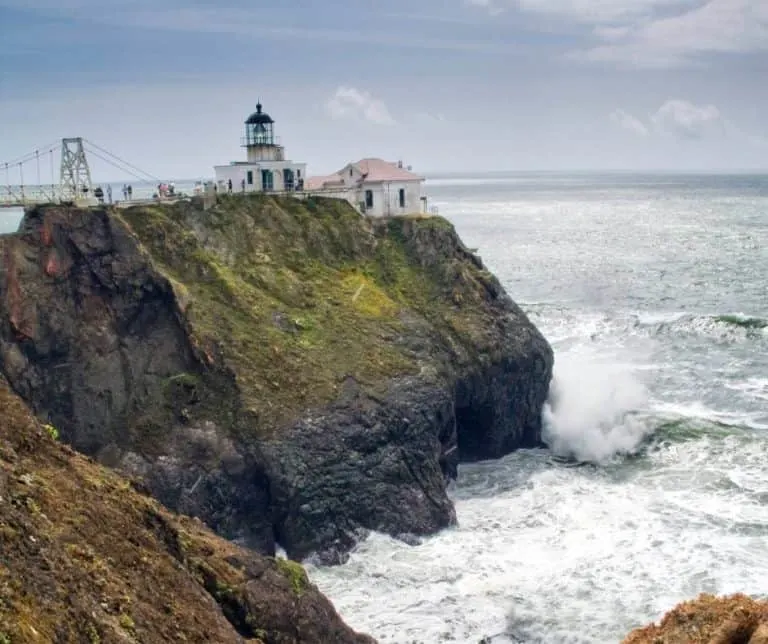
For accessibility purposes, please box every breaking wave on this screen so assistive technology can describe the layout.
[527,306,768,345]
[542,352,651,463]
[714,314,767,330]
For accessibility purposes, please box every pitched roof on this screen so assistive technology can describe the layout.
[306,174,342,191]
[306,158,423,191]
[350,158,423,183]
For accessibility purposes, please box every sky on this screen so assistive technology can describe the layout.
[1,0,767,180]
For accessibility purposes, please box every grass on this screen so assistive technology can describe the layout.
[275,557,308,596]
[116,194,497,435]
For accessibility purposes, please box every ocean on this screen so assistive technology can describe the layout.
[3,173,766,643]
[307,173,768,643]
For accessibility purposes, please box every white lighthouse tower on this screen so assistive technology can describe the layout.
[214,101,307,193]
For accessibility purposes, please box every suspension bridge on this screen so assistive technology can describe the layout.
[1,138,164,209]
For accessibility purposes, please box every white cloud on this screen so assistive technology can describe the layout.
[504,0,768,67]
[581,0,768,67]
[516,0,699,24]
[610,109,649,136]
[465,0,505,15]
[412,112,451,126]
[651,99,723,139]
[326,87,395,126]
[609,99,725,140]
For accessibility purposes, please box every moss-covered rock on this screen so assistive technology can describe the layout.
[0,195,552,561]
[0,377,373,643]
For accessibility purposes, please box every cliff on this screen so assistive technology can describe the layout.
[623,594,768,643]
[0,194,552,562]
[0,376,373,643]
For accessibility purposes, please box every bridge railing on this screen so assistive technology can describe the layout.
[1,184,62,206]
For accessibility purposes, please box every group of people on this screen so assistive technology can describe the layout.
[93,184,112,204]
[92,184,137,204]
[155,182,176,198]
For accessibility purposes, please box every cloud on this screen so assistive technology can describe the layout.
[610,109,649,136]
[501,0,768,67]
[516,0,700,24]
[609,99,725,140]
[464,0,505,15]
[326,87,395,126]
[20,5,532,56]
[581,0,768,67]
[651,99,723,139]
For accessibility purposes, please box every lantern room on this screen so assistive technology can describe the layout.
[242,102,284,162]
[244,103,274,145]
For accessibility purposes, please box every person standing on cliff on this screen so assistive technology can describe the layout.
[228,178,233,193]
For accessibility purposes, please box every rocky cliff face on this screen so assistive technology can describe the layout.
[0,376,373,643]
[0,195,552,562]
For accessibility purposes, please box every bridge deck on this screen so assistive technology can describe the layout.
[1,187,63,208]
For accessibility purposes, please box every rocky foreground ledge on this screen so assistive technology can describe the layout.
[623,594,768,644]
[0,195,552,562]
[0,376,373,643]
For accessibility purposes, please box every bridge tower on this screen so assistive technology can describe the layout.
[59,137,92,201]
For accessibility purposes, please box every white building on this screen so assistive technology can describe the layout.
[307,158,428,217]
[214,103,306,193]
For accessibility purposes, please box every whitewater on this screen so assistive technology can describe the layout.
[308,173,768,643]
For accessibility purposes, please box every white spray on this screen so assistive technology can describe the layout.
[542,349,651,463]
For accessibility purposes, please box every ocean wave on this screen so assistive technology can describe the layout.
[626,312,767,343]
[715,314,767,330]
[525,305,768,346]
[646,416,750,445]
[542,351,652,464]
[650,400,768,431]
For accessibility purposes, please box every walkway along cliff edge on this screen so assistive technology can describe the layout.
[0,193,553,564]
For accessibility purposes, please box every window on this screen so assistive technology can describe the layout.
[399,188,405,208]
[247,170,253,185]
[365,190,374,208]
[350,168,354,177]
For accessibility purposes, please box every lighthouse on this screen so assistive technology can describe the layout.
[214,101,307,193]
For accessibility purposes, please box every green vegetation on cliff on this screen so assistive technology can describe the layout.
[0,377,372,643]
[117,194,507,433]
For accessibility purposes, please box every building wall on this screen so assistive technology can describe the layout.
[246,145,285,163]
[214,162,307,193]
[336,163,365,188]
[354,181,424,217]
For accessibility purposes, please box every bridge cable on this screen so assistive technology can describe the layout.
[50,147,55,194]
[1,142,61,167]
[85,148,157,185]
[83,139,162,183]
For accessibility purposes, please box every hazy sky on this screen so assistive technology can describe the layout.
[1,0,767,179]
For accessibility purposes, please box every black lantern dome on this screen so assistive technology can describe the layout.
[245,103,274,125]
[243,102,275,147]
